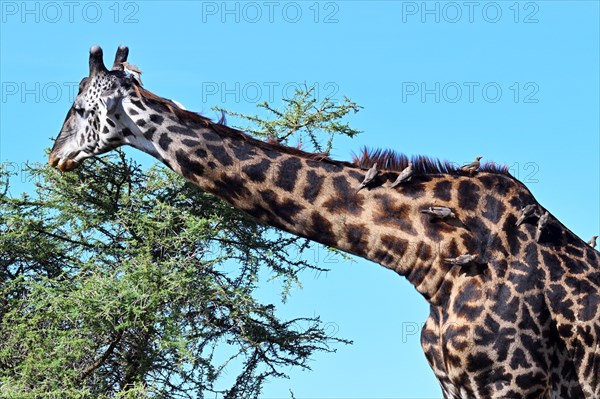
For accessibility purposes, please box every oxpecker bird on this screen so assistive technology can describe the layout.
[516,204,538,226]
[535,211,550,242]
[421,206,456,219]
[390,162,414,188]
[444,253,478,265]
[358,163,378,191]
[460,156,483,175]
[588,235,598,248]
[121,61,143,86]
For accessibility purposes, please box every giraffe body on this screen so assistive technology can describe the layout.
[49,46,600,398]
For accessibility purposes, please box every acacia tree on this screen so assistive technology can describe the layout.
[0,88,360,398]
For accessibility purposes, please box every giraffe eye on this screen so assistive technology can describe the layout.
[74,106,86,117]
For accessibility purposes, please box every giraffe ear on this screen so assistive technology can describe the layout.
[89,45,108,76]
[111,45,129,71]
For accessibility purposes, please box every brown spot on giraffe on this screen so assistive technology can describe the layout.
[373,193,418,235]
[242,159,272,183]
[323,176,364,216]
[275,157,302,191]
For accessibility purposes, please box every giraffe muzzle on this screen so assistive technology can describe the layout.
[48,155,79,172]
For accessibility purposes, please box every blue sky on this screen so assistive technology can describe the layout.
[1,1,599,398]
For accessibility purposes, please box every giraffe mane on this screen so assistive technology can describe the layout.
[137,88,511,176]
[352,147,511,175]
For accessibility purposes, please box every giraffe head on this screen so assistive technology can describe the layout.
[49,45,137,171]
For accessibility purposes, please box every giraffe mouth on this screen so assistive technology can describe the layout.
[48,155,80,172]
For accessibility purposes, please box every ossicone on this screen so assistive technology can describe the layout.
[112,45,129,71]
[89,45,107,76]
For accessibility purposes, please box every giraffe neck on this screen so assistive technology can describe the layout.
[119,95,503,304]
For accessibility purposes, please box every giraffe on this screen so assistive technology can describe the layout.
[49,45,600,398]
